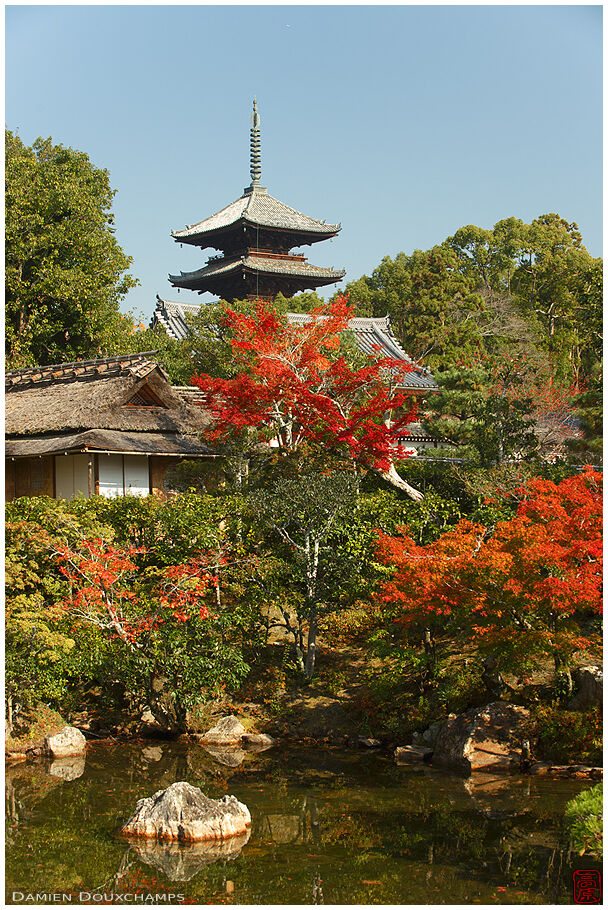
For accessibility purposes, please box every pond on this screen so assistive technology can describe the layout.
[5,741,600,905]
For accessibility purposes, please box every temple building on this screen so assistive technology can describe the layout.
[169,101,345,302]
[152,296,438,395]
[5,354,215,501]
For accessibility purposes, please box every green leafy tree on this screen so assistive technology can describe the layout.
[345,246,485,366]
[254,469,360,679]
[447,214,602,384]
[423,354,541,466]
[564,784,603,857]
[5,130,138,367]
[567,363,603,464]
[5,497,115,715]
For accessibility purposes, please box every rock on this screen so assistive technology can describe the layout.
[126,829,250,881]
[432,701,530,775]
[241,733,277,749]
[422,722,442,746]
[48,755,86,781]
[44,725,86,758]
[199,715,246,745]
[529,762,603,780]
[528,761,552,776]
[142,746,163,762]
[121,781,251,842]
[395,744,432,764]
[569,666,603,709]
[359,737,381,749]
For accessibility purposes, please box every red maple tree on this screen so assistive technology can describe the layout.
[52,538,212,648]
[191,296,424,499]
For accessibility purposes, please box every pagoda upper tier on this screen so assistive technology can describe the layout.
[169,101,345,302]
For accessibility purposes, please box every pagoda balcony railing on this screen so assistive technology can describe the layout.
[245,249,307,261]
[205,250,308,266]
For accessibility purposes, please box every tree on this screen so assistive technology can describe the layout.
[447,214,602,384]
[6,130,138,367]
[567,363,603,465]
[377,468,602,689]
[423,353,539,466]
[345,246,486,366]
[255,470,360,678]
[51,537,248,729]
[191,296,423,499]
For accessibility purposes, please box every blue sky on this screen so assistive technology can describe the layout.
[6,5,603,323]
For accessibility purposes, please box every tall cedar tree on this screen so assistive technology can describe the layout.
[191,296,424,500]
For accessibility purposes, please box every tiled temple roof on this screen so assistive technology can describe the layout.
[172,186,340,247]
[170,255,345,291]
[287,313,438,391]
[150,300,438,391]
[151,296,202,340]
[5,352,164,391]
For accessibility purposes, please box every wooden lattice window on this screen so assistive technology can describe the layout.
[29,459,45,491]
[124,385,165,408]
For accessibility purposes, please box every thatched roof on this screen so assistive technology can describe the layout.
[6,353,209,437]
[6,353,213,458]
[6,430,215,459]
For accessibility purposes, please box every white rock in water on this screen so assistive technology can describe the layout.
[199,715,246,744]
[44,726,86,758]
[121,781,251,842]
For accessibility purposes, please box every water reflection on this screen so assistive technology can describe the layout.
[123,830,251,881]
[200,744,247,767]
[5,742,601,905]
[48,756,86,781]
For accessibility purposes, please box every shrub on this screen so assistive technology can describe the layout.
[533,706,602,765]
[564,784,603,857]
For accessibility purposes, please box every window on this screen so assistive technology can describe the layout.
[124,385,165,407]
[55,455,90,499]
[98,454,150,497]
[29,459,45,492]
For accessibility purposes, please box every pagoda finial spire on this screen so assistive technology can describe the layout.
[249,98,262,188]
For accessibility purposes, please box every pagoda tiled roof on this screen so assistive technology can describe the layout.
[170,256,345,290]
[172,187,340,245]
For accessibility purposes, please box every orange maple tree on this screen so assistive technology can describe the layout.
[191,296,423,499]
[377,467,602,678]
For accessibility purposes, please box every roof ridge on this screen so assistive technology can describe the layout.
[6,351,159,379]
[5,352,165,391]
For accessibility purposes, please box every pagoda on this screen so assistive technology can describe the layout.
[169,101,345,302]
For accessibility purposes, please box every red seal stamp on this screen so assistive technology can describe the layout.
[573,870,601,904]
